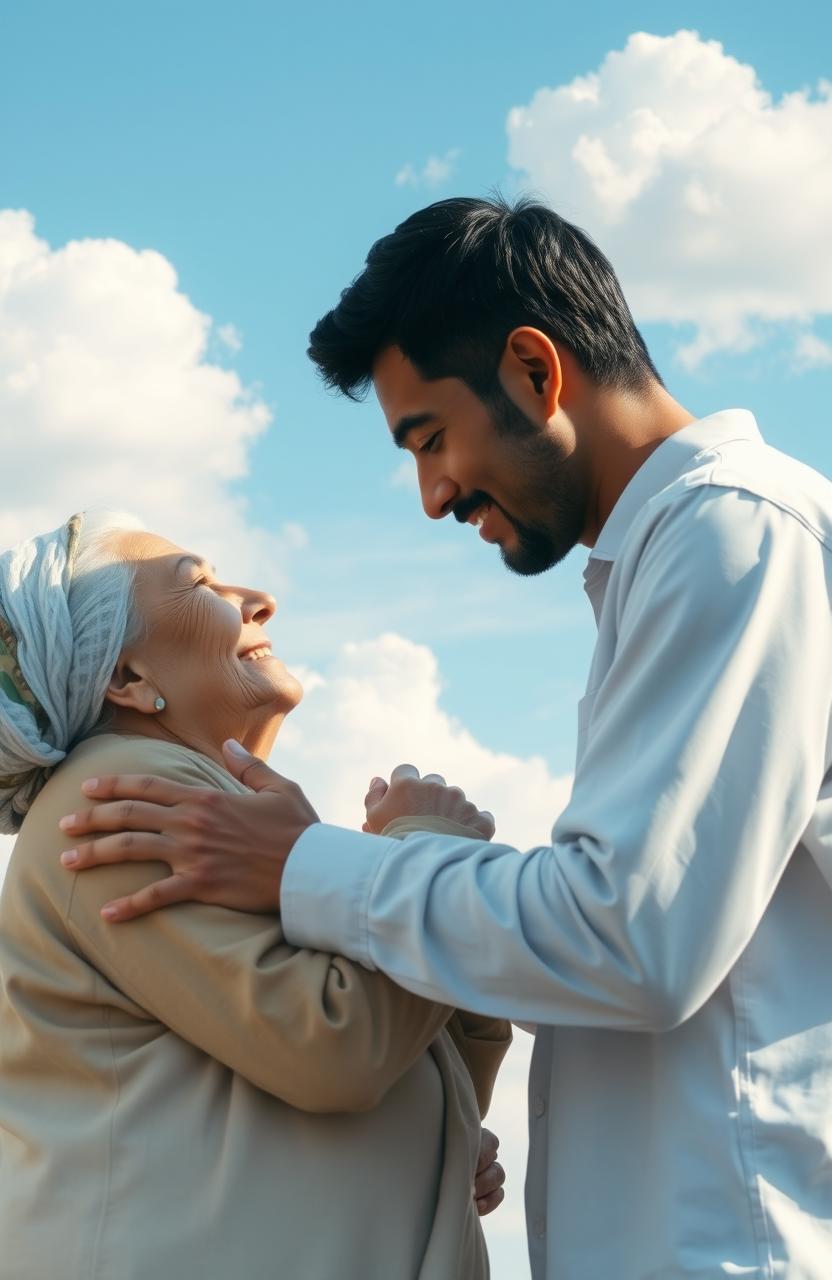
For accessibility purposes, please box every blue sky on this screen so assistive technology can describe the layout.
[2,5,830,1274]
[3,0,829,771]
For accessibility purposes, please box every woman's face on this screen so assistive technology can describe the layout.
[107,531,302,759]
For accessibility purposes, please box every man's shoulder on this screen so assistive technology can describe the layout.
[709,437,832,551]
[655,437,832,554]
[614,442,832,609]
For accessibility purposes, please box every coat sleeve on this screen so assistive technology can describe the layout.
[444,1011,512,1118]
[383,814,512,1116]
[55,739,452,1114]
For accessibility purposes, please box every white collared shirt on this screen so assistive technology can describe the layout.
[283,411,832,1279]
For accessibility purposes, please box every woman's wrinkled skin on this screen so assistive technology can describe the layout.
[103,532,302,765]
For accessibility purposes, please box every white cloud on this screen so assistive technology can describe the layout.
[794,331,832,370]
[395,148,461,189]
[278,521,309,551]
[274,632,572,848]
[216,322,242,353]
[507,31,832,366]
[0,209,287,584]
[390,457,419,492]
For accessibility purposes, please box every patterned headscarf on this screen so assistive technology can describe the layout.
[0,614,49,794]
[0,514,130,833]
[0,614,46,720]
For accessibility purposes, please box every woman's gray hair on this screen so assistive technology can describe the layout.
[0,508,145,833]
[70,508,146,649]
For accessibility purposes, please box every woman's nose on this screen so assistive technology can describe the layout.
[421,474,459,521]
[241,590,276,625]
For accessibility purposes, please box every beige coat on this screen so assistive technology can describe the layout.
[0,734,510,1280]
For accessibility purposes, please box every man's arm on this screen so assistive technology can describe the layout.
[280,490,830,1027]
[60,490,830,1029]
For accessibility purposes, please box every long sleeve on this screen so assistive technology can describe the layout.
[282,487,832,1030]
[51,737,452,1113]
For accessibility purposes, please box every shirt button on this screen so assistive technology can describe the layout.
[534,1094,546,1118]
[534,1216,546,1239]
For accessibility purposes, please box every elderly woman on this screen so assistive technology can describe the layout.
[0,511,510,1280]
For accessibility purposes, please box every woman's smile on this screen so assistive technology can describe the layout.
[238,640,274,662]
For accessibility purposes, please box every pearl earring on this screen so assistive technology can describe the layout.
[154,696,166,712]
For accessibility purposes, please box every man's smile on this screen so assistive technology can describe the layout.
[467,500,491,529]
[474,503,504,544]
[453,493,516,546]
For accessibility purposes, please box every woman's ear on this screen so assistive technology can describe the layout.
[498,327,563,422]
[105,656,161,716]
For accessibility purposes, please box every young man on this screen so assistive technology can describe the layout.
[62,198,832,1279]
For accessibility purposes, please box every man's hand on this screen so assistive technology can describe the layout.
[57,741,319,922]
[364,763,495,838]
[474,1127,505,1216]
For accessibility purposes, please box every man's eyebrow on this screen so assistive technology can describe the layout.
[392,412,436,449]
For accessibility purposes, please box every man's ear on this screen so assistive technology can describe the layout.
[498,327,563,421]
[104,656,160,716]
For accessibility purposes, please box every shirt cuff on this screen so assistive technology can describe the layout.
[280,822,397,966]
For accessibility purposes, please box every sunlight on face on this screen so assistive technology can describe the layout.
[373,345,589,576]
[111,531,302,757]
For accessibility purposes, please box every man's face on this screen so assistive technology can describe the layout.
[373,345,590,575]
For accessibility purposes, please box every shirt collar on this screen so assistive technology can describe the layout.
[587,409,762,565]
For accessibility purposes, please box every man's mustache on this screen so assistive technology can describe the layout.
[452,491,493,523]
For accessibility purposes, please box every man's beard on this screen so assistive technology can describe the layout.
[454,384,588,577]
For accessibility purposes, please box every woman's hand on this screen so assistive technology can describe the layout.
[474,1127,505,1216]
[363,764,495,838]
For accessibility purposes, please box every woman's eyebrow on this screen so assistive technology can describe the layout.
[174,554,215,576]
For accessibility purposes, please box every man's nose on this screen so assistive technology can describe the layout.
[420,474,459,520]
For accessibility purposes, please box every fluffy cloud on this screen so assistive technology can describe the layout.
[0,209,298,582]
[0,208,295,860]
[507,30,832,366]
[395,148,461,189]
[275,632,573,847]
[794,331,832,370]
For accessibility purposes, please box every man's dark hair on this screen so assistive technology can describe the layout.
[308,195,661,402]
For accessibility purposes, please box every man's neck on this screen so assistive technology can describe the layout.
[578,381,695,548]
